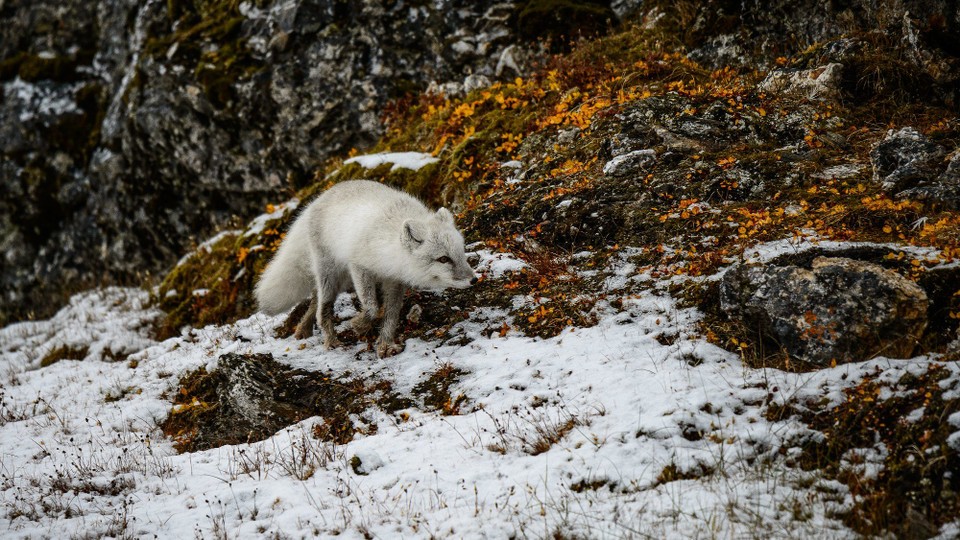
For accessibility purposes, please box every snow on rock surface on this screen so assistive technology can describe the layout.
[344,151,440,172]
[602,148,656,177]
[243,198,299,238]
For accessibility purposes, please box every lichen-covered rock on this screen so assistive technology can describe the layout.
[602,149,656,177]
[871,127,946,193]
[869,127,960,208]
[720,257,928,366]
[901,151,960,209]
[758,63,843,101]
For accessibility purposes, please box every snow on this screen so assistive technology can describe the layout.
[1,239,957,538]
[473,249,528,278]
[243,198,299,238]
[602,149,656,176]
[811,164,864,180]
[4,77,81,123]
[344,152,439,172]
[731,237,944,269]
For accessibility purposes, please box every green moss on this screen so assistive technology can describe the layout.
[327,160,453,207]
[152,230,260,339]
[0,51,90,83]
[48,110,100,162]
[387,77,423,100]
[145,0,264,110]
[0,52,28,80]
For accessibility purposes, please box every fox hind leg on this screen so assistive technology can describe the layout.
[294,292,318,339]
[311,256,343,350]
[318,288,340,350]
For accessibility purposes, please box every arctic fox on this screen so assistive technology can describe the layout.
[255,180,478,358]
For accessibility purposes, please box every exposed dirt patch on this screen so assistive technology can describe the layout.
[160,352,412,452]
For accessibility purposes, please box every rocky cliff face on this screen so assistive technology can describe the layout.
[0,0,545,325]
[2,0,958,328]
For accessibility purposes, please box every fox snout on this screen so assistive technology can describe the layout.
[454,265,479,287]
[451,273,479,289]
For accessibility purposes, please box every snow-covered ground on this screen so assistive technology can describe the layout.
[0,246,955,538]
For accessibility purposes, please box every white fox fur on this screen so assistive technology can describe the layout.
[255,180,477,357]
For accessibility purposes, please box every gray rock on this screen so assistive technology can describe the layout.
[720,257,928,366]
[610,0,645,21]
[870,127,960,207]
[871,127,946,192]
[758,63,843,101]
[160,352,408,452]
[602,149,656,177]
[900,151,960,209]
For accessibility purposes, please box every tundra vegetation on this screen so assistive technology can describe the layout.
[3,1,960,537]
[148,4,960,536]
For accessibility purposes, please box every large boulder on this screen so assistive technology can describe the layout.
[720,257,928,366]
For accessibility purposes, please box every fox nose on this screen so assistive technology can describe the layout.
[470,276,479,285]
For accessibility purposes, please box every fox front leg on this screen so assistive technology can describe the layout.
[348,266,378,337]
[376,280,405,358]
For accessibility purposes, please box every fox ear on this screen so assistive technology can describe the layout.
[435,207,454,224]
[402,220,426,250]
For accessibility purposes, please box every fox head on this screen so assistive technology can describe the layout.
[401,208,478,290]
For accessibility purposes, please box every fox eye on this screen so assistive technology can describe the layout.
[436,256,452,264]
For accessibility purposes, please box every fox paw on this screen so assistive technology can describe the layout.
[294,325,314,340]
[323,335,342,350]
[350,314,375,336]
[375,339,403,358]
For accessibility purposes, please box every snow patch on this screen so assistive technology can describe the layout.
[473,249,528,278]
[344,151,439,172]
[5,242,946,538]
[243,198,299,238]
[4,78,81,123]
